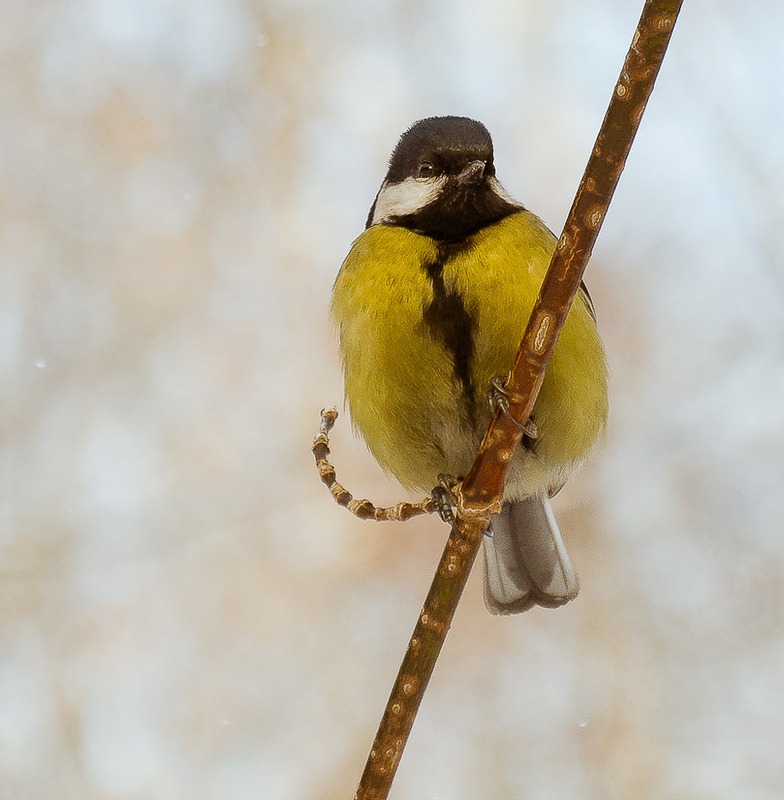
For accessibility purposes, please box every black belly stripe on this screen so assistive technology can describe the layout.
[421,243,476,418]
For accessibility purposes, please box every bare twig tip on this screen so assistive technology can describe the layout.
[312,409,437,524]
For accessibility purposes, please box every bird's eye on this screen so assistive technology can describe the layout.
[417,162,435,179]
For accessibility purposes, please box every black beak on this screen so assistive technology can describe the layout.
[457,160,486,186]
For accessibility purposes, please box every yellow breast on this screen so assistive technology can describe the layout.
[332,210,608,497]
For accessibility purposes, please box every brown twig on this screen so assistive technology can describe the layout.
[352,3,684,797]
[320,2,685,797]
[313,407,439,522]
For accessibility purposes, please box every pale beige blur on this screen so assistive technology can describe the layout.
[2,1,783,799]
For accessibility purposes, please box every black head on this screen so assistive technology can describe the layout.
[367,116,521,240]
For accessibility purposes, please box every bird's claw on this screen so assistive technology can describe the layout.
[431,475,459,526]
[488,376,539,439]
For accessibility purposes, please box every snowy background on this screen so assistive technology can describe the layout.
[2,0,784,798]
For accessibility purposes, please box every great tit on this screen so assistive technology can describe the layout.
[331,116,608,614]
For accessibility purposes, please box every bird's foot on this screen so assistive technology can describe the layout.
[431,474,461,526]
[488,375,539,440]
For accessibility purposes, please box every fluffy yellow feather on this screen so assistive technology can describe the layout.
[332,210,608,500]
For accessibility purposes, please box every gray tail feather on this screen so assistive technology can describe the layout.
[482,496,579,615]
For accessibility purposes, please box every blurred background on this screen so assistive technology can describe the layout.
[2,0,783,797]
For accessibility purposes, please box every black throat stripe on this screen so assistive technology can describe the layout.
[421,243,476,418]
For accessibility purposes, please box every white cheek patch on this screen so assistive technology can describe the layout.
[370,176,448,225]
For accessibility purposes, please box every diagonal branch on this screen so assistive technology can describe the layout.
[351,2,684,799]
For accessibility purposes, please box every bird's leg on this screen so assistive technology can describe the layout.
[488,375,539,440]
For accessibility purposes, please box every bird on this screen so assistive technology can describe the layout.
[331,116,608,614]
